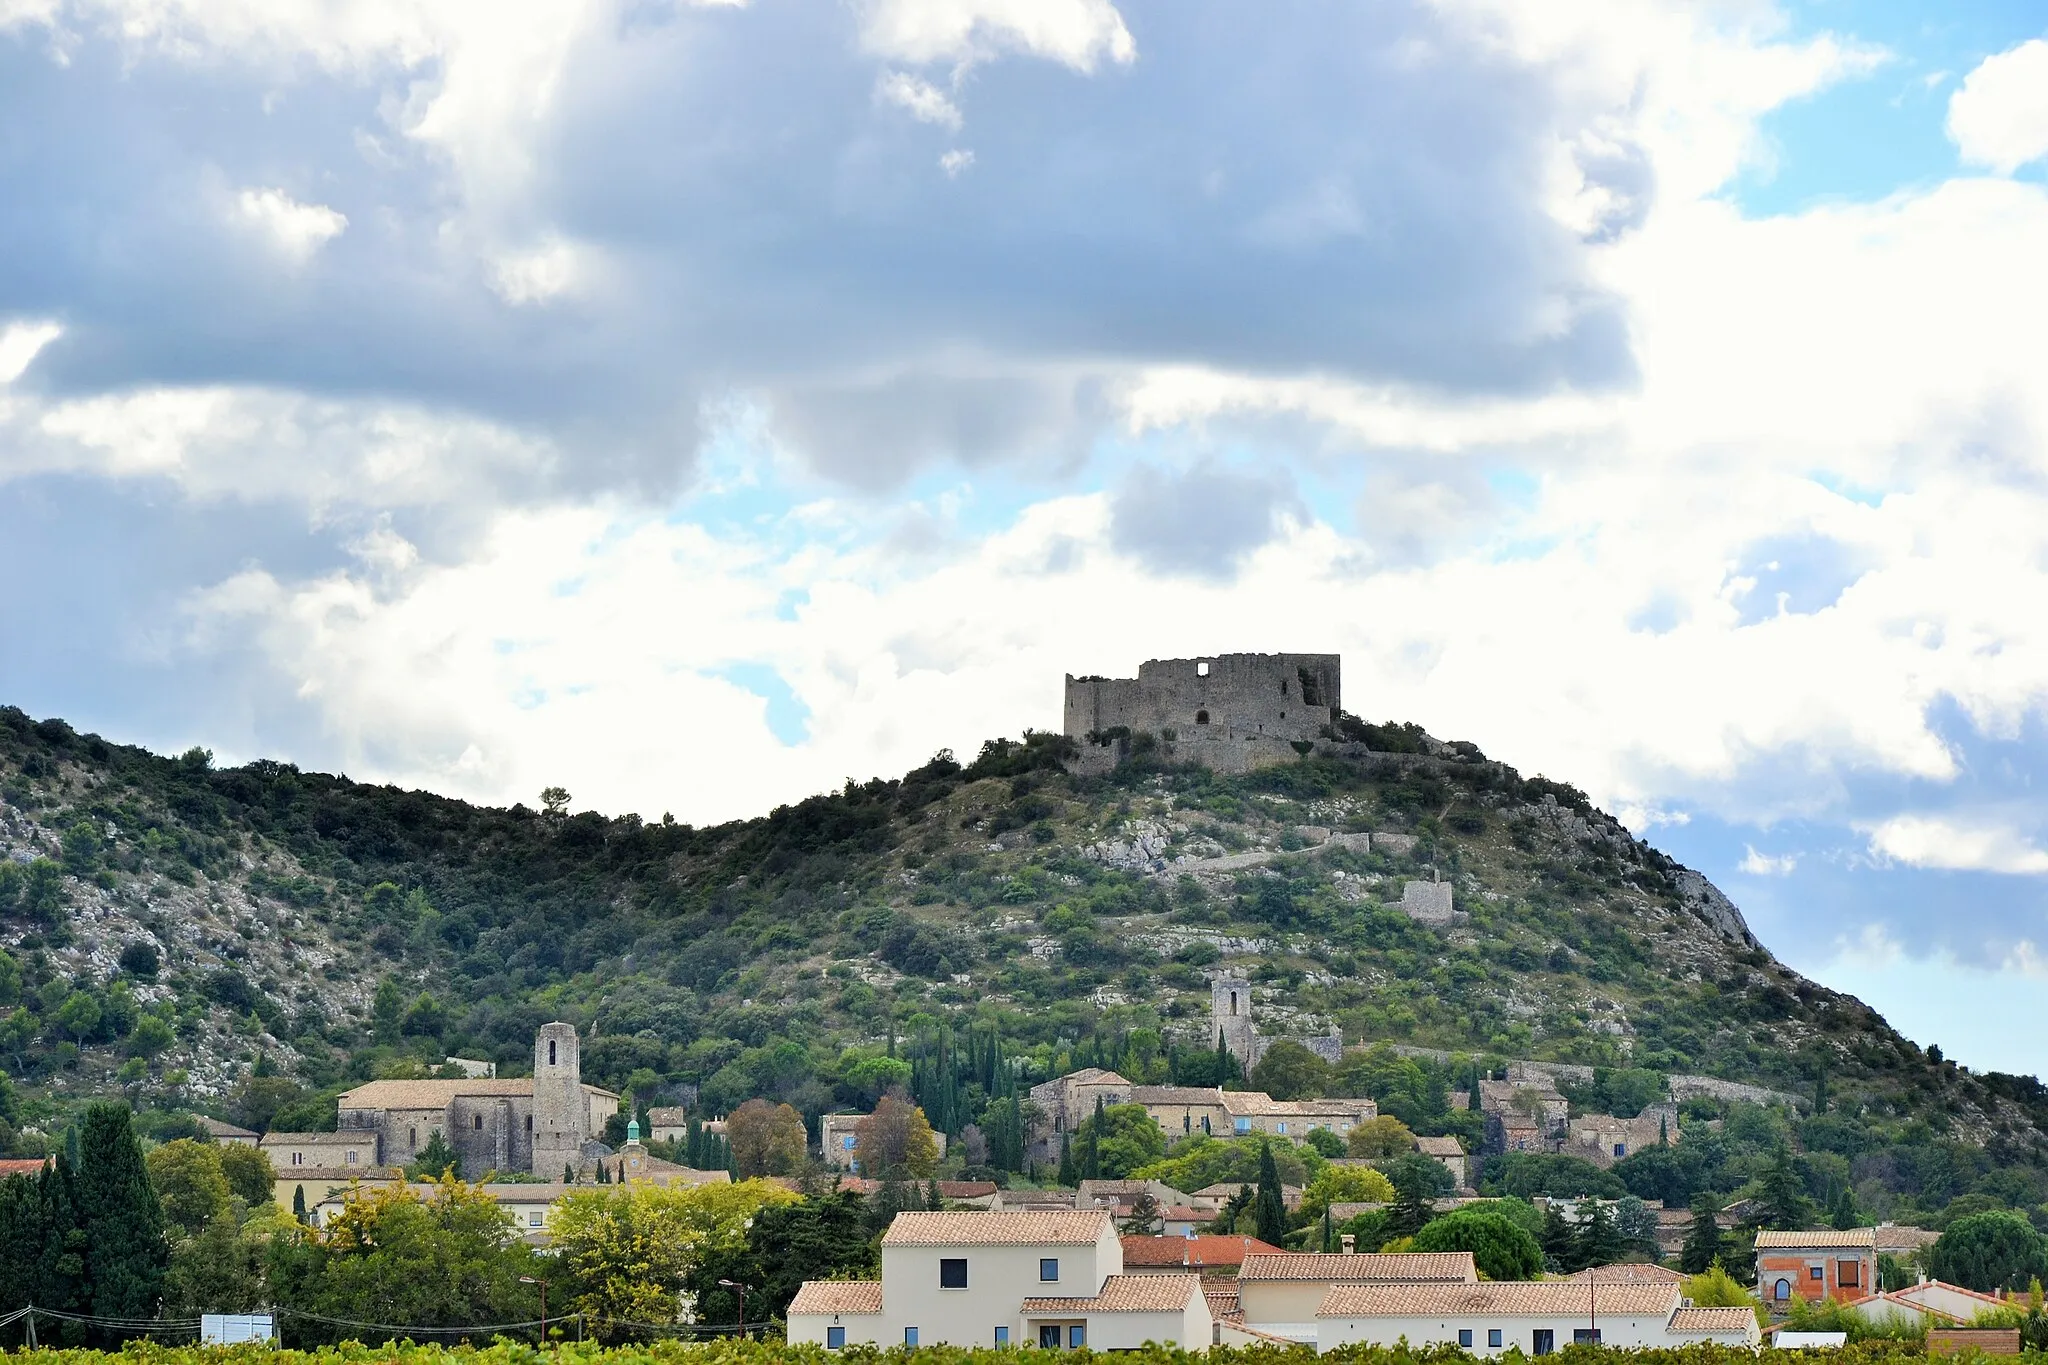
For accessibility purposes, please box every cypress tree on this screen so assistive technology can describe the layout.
[1254,1141,1287,1247]
[1680,1192,1725,1274]
[1058,1133,1076,1187]
[927,1177,943,1211]
[291,1185,307,1223]
[596,1159,609,1184]
[564,1163,576,1185]
[1323,1205,1336,1252]
[75,1104,167,1330]
[32,1157,89,1344]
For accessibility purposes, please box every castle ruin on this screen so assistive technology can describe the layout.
[1211,971,1343,1070]
[1065,653,1341,774]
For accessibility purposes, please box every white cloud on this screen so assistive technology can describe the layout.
[0,320,62,386]
[860,0,1134,72]
[1739,846,1798,876]
[1948,39,2048,173]
[234,188,347,262]
[876,71,962,129]
[938,148,974,177]
[488,237,584,306]
[1865,815,2048,875]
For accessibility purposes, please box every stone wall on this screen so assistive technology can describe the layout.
[531,1021,585,1178]
[1064,653,1341,750]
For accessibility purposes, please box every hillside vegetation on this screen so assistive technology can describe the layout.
[3,704,2047,1233]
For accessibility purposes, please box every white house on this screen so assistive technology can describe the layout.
[1236,1252,1478,1343]
[786,1210,1212,1351]
[1314,1281,1761,1354]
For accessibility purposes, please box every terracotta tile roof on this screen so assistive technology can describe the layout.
[0,1158,50,1178]
[645,1106,689,1125]
[1415,1136,1465,1157]
[1021,1274,1203,1313]
[939,1181,999,1198]
[337,1078,618,1109]
[1318,1282,1680,1318]
[788,1281,884,1315]
[1059,1068,1129,1086]
[1241,1252,1476,1283]
[1121,1235,1285,1268]
[1080,1179,1160,1197]
[1204,1288,1242,1321]
[1564,1263,1687,1285]
[194,1116,259,1139]
[1129,1086,1228,1106]
[1162,1206,1212,1221]
[881,1210,1113,1246]
[1756,1229,1877,1249]
[1672,1307,1761,1334]
[260,1131,365,1144]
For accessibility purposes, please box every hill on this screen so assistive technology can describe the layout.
[2,702,2046,1230]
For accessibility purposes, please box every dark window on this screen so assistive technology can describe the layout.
[1280,679,1289,696]
[474,1114,484,1130]
[940,1258,968,1289]
[548,1039,557,1065]
[826,1328,846,1350]
[1775,1279,1791,1301]
[1195,710,1209,725]
[1040,1258,1059,1282]
[1458,1331,1473,1347]
[1040,1327,1062,1349]
[1840,1259,1861,1287]
[1573,1330,1602,1345]
[526,1115,533,1132]
[1533,1330,1554,1356]
[1489,1331,1503,1348]
[1614,1143,1626,1157]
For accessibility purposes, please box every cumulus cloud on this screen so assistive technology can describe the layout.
[1865,815,2048,875]
[233,188,347,261]
[1108,460,1304,580]
[1948,39,2048,173]
[1739,846,1798,876]
[858,0,1135,72]
[0,320,62,386]
[876,70,962,129]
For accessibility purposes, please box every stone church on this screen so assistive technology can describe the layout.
[333,1021,620,1178]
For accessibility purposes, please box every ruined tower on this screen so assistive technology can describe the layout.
[1211,974,1257,1071]
[531,1021,585,1178]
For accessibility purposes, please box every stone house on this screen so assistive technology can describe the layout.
[1756,1228,1877,1310]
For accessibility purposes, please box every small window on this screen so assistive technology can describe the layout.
[1040,1258,1059,1282]
[1234,1118,1251,1134]
[409,1127,417,1148]
[995,1328,1009,1347]
[290,1152,304,1167]
[1810,1265,1824,1280]
[1195,710,1209,726]
[1040,1327,1062,1349]
[1573,1330,1602,1346]
[1275,1122,1288,1134]
[525,1115,533,1132]
[940,1258,968,1289]
[1489,1330,1503,1348]
[345,1150,358,1165]
[903,1328,918,1347]
[475,1114,485,1130]
[1197,661,1209,677]
[1459,1331,1473,1347]
[528,1211,543,1227]
[1775,1279,1791,1301]
[1614,1143,1625,1157]
[1067,1326,1086,1349]
[1840,1259,1861,1287]
[826,1328,846,1350]
[1533,1330,1554,1356]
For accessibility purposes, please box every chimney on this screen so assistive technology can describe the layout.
[1341,1234,1356,1254]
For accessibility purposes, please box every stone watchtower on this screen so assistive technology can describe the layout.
[1211,975,1256,1071]
[531,1021,585,1179]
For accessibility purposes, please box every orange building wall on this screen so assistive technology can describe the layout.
[1757,1254,1871,1306]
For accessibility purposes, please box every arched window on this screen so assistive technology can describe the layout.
[1230,990,1239,1015]
[1774,1279,1791,1302]
[474,1114,484,1130]
[1195,710,1209,725]
[548,1039,557,1065]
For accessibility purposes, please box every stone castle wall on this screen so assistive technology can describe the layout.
[1065,653,1341,751]
[532,1021,585,1178]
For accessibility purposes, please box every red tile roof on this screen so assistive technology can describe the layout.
[1121,1235,1286,1269]
[788,1281,884,1315]
[0,1158,50,1179]
[1241,1251,1476,1283]
[1022,1274,1204,1313]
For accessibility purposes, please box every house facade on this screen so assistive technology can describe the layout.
[1315,1282,1760,1354]
[1756,1229,1878,1309]
[787,1210,1213,1351]
[1235,1252,1479,1342]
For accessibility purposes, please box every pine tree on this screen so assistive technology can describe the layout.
[1829,1185,1862,1232]
[75,1103,167,1329]
[1254,1141,1288,1247]
[1753,1146,1816,1231]
[1540,1203,1581,1274]
[1576,1201,1625,1269]
[1680,1192,1725,1275]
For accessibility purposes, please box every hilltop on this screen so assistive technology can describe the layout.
[1,702,2045,1229]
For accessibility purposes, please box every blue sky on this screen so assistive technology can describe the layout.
[6,0,2048,1076]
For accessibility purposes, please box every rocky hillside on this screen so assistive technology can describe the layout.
[2,704,2046,1223]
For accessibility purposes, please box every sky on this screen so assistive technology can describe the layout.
[4,0,2048,1076]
